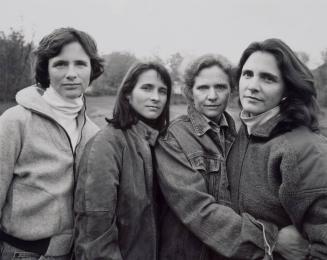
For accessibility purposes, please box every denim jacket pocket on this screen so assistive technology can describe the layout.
[190,155,221,199]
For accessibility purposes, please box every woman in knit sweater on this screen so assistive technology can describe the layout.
[0,27,103,259]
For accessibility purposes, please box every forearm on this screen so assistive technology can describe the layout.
[156,140,278,259]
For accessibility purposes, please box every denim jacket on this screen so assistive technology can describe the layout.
[155,106,278,260]
[74,120,161,260]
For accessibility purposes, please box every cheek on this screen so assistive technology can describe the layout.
[48,70,61,84]
[238,81,246,95]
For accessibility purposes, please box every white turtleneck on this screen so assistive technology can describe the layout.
[42,86,84,151]
[240,106,280,135]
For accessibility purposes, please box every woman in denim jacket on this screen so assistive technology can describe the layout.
[155,54,308,259]
[227,38,327,259]
[74,61,172,259]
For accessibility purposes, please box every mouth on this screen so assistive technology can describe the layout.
[244,96,263,102]
[204,105,220,108]
[62,83,81,87]
[146,105,161,110]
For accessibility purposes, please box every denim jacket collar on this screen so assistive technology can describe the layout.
[188,105,236,137]
[131,120,160,146]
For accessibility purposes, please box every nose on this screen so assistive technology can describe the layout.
[247,77,260,92]
[150,90,160,102]
[65,65,77,80]
[207,87,218,101]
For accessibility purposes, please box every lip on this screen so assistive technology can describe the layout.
[146,105,160,110]
[204,104,220,108]
[62,83,81,86]
[243,96,263,102]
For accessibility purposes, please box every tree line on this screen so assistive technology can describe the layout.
[1,29,327,107]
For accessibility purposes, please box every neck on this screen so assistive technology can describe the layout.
[240,106,280,134]
[137,113,160,130]
[43,85,84,115]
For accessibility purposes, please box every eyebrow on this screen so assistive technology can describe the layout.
[51,60,68,65]
[260,72,279,81]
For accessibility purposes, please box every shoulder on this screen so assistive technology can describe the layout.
[0,105,31,127]
[90,124,127,151]
[164,115,193,138]
[283,126,327,152]
[83,115,100,137]
[278,127,327,193]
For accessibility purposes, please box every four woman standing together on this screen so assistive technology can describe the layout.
[0,27,327,260]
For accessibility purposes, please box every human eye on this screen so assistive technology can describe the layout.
[75,60,89,67]
[261,73,278,83]
[215,84,228,91]
[52,61,67,68]
[242,70,253,78]
[196,85,209,91]
[159,86,168,95]
[141,84,153,91]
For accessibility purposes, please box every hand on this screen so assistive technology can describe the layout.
[274,225,309,260]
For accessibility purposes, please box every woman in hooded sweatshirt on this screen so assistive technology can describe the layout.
[0,27,103,259]
[74,61,172,259]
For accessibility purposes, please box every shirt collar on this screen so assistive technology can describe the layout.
[188,105,234,136]
[131,120,160,146]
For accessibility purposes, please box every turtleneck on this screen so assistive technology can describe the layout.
[42,86,84,150]
[240,106,280,135]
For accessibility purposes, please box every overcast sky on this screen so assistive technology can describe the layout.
[1,0,327,68]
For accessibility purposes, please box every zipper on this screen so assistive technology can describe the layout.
[255,219,274,259]
[236,131,251,214]
[30,107,87,181]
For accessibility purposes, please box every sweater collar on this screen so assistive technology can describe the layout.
[240,112,283,138]
[42,85,84,117]
[240,106,280,135]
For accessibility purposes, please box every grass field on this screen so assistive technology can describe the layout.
[1,96,327,136]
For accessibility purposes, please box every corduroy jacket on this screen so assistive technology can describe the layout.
[74,120,162,260]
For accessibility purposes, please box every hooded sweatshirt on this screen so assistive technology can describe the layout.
[0,85,99,256]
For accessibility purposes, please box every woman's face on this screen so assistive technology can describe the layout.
[192,66,231,120]
[48,41,91,99]
[239,51,285,116]
[128,69,168,120]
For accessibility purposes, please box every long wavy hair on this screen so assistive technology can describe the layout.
[108,61,172,132]
[236,38,320,132]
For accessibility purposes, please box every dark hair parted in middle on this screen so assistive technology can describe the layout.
[34,27,104,89]
[236,38,320,132]
[183,54,234,103]
[108,61,172,131]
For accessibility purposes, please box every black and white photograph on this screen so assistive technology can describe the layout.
[1,0,327,259]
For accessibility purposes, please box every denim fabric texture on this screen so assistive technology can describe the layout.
[0,242,70,260]
[156,105,278,260]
